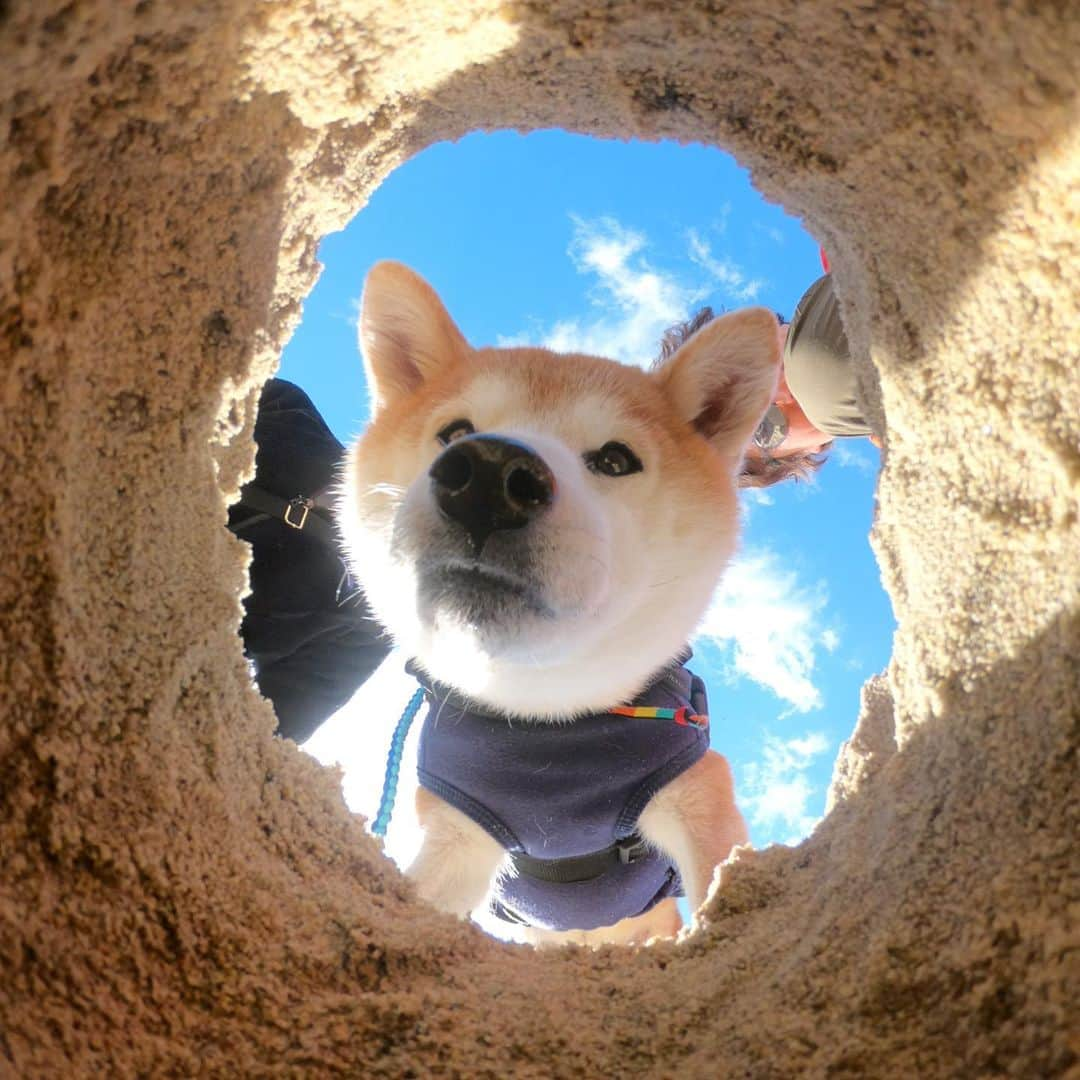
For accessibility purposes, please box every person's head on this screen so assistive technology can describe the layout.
[656,308,832,489]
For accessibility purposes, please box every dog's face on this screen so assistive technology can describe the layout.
[339,262,780,717]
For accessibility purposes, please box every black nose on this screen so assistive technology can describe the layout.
[429,434,555,554]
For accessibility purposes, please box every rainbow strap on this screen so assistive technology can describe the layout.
[608,704,709,730]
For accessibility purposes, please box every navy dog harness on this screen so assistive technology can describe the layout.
[415,660,710,932]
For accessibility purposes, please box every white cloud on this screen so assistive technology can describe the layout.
[686,228,765,302]
[740,730,830,842]
[500,216,704,367]
[500,215,771,367]
[738,486,775,528]
[754,222,785,246]
[711,202,733,235]
[830,441,878,476]
[821,628,840,653]
[742,487,774,508]
[695,550,828,713]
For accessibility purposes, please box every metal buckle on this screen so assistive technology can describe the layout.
[618,836,649,865]
[283,496,312,530]
[670,706,708,729]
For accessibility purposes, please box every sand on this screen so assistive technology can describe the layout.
[1,1,1077,1075]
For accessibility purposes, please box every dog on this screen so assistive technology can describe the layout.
[338,261,780,945]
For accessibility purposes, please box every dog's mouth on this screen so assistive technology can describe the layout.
[417,558,554,622]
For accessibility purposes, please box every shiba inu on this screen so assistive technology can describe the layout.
[338,261,781,945]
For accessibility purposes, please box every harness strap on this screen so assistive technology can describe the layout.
[608,704,708,729]
[509,834,650,884]
[231,483,338,548]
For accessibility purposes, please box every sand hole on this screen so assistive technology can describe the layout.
[7,2,1073,1070]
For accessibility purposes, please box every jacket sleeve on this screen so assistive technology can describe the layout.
[229,379,392,743]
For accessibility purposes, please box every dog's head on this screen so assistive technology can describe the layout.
[339,262,780,717]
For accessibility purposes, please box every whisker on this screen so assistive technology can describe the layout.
[648,576,686,589]
[558,522,605,544]
[588,560,610,577]
[430,688,452,730]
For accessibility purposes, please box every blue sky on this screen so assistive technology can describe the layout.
[286,130,895,867]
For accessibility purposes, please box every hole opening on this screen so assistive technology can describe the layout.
[231,129,895,945]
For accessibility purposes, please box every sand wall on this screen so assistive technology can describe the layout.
[1,1,1077,1075]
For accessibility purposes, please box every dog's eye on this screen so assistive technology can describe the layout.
[585,441,643,478]
[436,419,475,446]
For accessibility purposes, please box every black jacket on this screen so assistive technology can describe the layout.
[227,379,390,742]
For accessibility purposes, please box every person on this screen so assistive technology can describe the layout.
[660,272,878,489]
[227,379,391,742]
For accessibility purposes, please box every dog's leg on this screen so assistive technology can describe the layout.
[408,786,507,918]
[637,749,749,916]
[524,897,684,948]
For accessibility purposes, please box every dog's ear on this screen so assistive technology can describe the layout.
[652,308,781,461]
[359,261,470,416]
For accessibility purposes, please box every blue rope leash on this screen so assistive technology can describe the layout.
[371,686,426,837]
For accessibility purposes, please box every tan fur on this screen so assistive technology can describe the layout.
[340,261,776,945]
[412,787,507,917]
[638,750,749,914]
[525,899,683,948]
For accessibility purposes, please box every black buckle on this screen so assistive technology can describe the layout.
[508,833,651,884]
[618,835,649,865]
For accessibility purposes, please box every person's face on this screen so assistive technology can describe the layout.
[770,368,831,453]
[743,321,831,462]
